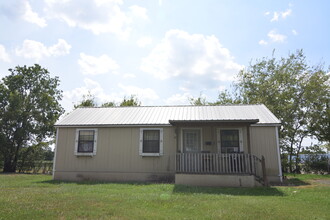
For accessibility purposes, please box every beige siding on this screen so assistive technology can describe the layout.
[54,127,176,182]
[250,126,281,182]
[54,124,281,184]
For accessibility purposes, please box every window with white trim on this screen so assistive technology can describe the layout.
[139,128,163,156]
[75,129,98,156]
[217,128,243,153]
[182,128,202,153]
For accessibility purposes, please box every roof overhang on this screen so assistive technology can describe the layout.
[169,119,259,126]
[54,124,172,128]
[54,119,277,128]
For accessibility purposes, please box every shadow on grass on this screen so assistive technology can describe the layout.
[284,178,310,186]
[36,179,155,186]
[173,184,285,196]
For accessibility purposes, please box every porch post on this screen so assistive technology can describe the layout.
[247,125,251,154]
[261,156,269,186]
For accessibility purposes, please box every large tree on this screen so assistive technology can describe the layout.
[232,50,330,172]
[0,64,64,172]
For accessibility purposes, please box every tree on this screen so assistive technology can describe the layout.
[120,95,141,106]
[233,50,330,172]
[189,93,208,106]
[17,142,50,173]
[212,90,241,105]
[74,91,97,108]
[0,64,64,172]
[101,101,116,107]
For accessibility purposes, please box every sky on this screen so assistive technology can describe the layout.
[0,0,329,112]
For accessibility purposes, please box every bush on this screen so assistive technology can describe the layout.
[16,160,53,174]
[301,154,329,173]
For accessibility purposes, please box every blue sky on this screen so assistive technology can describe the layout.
[0,0,329,112]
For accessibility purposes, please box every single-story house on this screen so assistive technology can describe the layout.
[53,104,282,187]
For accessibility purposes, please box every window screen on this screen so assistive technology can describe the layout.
[78,130,95,153]
[143,130,160,153]
[220,130,240,153]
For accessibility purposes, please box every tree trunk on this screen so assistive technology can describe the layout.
[294,136,305,174]
[288,142,294,173]
[2,145,18,173]
[3,159,16,173]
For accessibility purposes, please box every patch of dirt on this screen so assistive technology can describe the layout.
[311,179,330,185]
[294,184,316,189]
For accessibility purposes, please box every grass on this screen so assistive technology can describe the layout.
[0,174,329,220]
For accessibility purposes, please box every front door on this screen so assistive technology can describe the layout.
[182,129,201,153]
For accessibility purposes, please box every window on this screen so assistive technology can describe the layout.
[217,129,242,153]
[182,129,201,153]
[75,129,97,156]
[139,128,163,156]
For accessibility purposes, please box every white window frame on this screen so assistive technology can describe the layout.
[217,128,243,153]
[139,128,163,156]
[181,128,203,153]
[74,128,98,156]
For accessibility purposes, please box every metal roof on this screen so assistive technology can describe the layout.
[55,104,281,127]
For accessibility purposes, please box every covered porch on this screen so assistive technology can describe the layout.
[170,120,269,187]
[175,152,267,187]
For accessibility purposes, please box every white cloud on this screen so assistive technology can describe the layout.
[118,83,159,103]
[78,53,120,75]
[22,1,47,27]
[269,8,292,22]
[267,30,287,43]
[45,0,148,39]
[137,36,153,48]
[0,44,11,62]
[164,93,191,105]
[123,73,136,79]
[264,11,270,16]
[271,12,279,22]
[281,9,292,19]
[129,5,148,20]
[141,29,242,84]
[15,39,71,61]
[259,40,268,45]
[292,29,298,35]
[49,39,72,56]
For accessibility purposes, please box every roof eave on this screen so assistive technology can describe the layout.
[54,123,172,128]
[169,119,260,125]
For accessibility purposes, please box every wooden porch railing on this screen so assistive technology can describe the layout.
[176,153,267,185]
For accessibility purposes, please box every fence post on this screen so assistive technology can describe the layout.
[261,156,269,186]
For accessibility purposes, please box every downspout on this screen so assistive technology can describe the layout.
[52,127,59,180]
[275,126,283,182]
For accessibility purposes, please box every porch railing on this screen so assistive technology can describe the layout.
[176,153,267,185]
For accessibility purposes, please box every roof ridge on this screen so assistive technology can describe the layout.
[76,104,265,109]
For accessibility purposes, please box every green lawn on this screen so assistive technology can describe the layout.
[0,174,329,220]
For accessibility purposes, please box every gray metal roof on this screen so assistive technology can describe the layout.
[55,104,280,127]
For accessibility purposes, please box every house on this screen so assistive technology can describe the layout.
[53,104,282,187]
